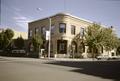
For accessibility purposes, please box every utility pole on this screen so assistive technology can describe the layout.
[48,18,51,59]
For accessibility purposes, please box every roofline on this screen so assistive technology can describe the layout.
[29,12,93,24]
[59,12,93,23]
[29,12,107,27]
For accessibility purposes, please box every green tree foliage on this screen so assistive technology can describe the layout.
[116,39,120,55]
[0,29,14,50]
[102,28,120,51]
[4,29,14,40]
[0,31,4,49]
[14,36,25,49]
[32,34,43,52]
[85,23,103,58]
[84,23,119,58]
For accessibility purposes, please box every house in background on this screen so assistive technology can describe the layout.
[28,13,116,58]
[11,30,28,49]
[13,30,28,39]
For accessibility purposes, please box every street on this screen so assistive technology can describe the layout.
[0,56,120,81]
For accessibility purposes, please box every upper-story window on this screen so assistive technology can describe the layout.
[29,30,32,37]
[35,28,39,34]
[59,23,66,33]
[41,27,46,35]
[71,25,76,35]
[51,25,55,35]
[80,27,85,37]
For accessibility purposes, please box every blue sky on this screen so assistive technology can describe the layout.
[0,0,120,37]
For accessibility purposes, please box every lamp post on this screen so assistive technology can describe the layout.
[36,8,51,59]
[48,18,51,59]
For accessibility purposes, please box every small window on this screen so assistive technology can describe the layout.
[29,30,32,37]
[59,23,66,33]
[80,27,84,37]
[41,27,46,35]
[51,25,55,34]
[35,28,39,34]
[71,25,76,35]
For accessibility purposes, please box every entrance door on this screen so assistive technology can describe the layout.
[57,40,67,54]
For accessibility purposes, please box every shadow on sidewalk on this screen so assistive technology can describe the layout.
[45,60,120,81]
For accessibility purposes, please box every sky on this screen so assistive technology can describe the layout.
[0,0,120,37]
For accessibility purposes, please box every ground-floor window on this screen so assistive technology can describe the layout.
[57,40,67,54]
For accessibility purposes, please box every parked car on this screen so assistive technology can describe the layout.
[97,55,120,60]
[12,49,26,54]
[97,55,109,60]
[11,49,26,57]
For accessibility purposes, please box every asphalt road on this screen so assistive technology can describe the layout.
[0,56,120,81]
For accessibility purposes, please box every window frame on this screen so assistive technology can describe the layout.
[59,23,66,33]
[80,27,85,37]
[51,25,55,34]
[71,25,76,35]
[35,28,39,34]
[41,27,46,35]
[29,30,32,37]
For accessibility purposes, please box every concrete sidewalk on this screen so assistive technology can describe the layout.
[0,56,97,62]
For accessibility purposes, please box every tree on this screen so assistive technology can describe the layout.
[4,29,14,40]
[116,39,120,55]
[0,29,14,50]
[14,36,25,49]
[0,31,4,49]
[84,23,119,59]
[85,23,104,58]
[102,28,120,51]
[32,34,43,52]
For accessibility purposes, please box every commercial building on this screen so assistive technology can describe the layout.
[28,13,116,58]
[28,13,93,58]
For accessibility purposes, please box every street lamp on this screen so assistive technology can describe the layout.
[48,18,51,59]
[36,8,51,59]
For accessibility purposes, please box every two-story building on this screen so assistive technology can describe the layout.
[28,13,93,58]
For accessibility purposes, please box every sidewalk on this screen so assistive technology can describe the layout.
[50,58,97,61]
[0,56,44,62]
[0,56,97,62]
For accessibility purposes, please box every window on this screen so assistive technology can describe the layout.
[59,23,66,33]
[29,30,32,37]
[80,27,84,37]
[57,40,67,54]
[41,27,46,35]
[35,28,39,34]
[71,25,76,35]
[51,25,55,34]
[60,43,65,51]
